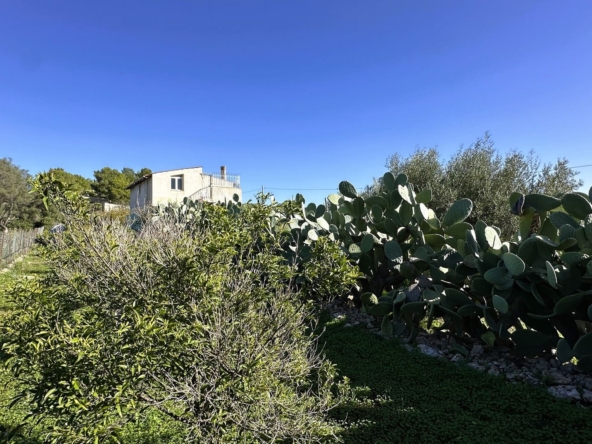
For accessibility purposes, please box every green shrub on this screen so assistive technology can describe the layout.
[1,177,348,443]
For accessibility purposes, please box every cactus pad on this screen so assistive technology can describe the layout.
[441,199,473,228]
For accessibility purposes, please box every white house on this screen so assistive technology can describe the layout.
[126,166,241,210]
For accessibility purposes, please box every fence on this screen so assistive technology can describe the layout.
[0,227,44,268]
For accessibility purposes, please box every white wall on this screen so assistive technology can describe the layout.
[130,167,242,209]
[151,167,205,206]
[130,177,153,210]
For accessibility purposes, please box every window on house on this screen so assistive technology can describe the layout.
[171,175,183,190]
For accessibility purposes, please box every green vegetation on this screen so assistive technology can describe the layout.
[4,266,592,443]
[364,133,583,238]
[0,157,150,229]
[0,158,40,230]
[2,168,592,442]
[91,167,151,204]
[248,169,592,372]
[1,177,352,443]
[324,319,592,444]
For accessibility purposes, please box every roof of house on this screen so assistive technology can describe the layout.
[125,166,203,189]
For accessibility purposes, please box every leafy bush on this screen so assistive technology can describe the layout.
[1,177,349,443]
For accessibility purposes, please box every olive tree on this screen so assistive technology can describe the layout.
[364,133,583,238]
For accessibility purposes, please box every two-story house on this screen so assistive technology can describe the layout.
[126,166,241,210]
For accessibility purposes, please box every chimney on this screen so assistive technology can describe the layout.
[220,165,227,180]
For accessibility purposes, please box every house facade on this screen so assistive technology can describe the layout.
[127,166,241,210]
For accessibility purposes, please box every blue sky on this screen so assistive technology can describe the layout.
[1,0,591,204]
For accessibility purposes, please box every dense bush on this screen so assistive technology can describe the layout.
[1,177,353,443]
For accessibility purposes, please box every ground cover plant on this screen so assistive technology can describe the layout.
[323,318,592,444]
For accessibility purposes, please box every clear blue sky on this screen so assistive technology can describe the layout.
[1,0,591,204]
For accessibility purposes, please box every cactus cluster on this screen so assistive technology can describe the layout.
[167,177,592,372]
[231,173,592,371]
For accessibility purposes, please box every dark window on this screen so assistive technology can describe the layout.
[171,175,183,190]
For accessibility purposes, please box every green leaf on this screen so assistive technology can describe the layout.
[398,184,412,204]
[549,211,580,229]
[383,172,396,192]
[422,289,440,303]
[352,197,365,218]
[545,261,557,288]
[442,199,473,228]
[424,234,446,250]
[400,302,426,315]
[483,267,512,286]
[416,188,432,204]
[492,295,509,314]
[444,288,473,306]
[327,193,341,205]
[560,252,589,266]
[368,302,391,316]
[339,181,358,199]
[556,339,574,363]
[484,226,502,250]
[365,195,389,209]
[444,222,472,239]
[395,173,408,186]
[384,240,403,263]
[465,229,479,255]
[561,193,592,220]
[524,194,561,212]
[481,331,496,347]
[394,291,407,304]
[43,388,57,403]
[307,229,319,241]
[502,252,525,276]
[573,333,592,359]
[316,217,330,231]
[458,304,481,316]
[553,293,583,316]
[371,204,383,221]
[360,233,375,253]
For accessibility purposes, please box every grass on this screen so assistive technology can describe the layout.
[322,318,592,443]
[0,253,48,313]
[2,254,592,442]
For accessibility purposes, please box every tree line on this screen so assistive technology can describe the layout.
[0,158,150,230]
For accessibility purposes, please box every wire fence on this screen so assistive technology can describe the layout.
[0,227,44,268]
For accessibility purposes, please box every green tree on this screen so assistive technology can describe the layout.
[0,158,38,230]
[364,133,583,238]
[47,168,92,193]
[91,167,151,204]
